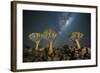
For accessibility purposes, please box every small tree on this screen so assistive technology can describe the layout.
[69,32,84,50]
[29,32,42,51]
[43,29,57,55]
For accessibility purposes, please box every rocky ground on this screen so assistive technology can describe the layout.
[23,45,91,62]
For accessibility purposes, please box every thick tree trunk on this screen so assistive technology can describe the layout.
[75,39,80,50]
[35,40,40,51]
[48,40,53,55]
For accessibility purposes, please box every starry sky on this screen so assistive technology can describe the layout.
[23,10,91,48]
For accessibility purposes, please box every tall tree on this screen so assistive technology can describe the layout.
[43,29,57,55]
[69,32,84,50]
[29,33,42,51]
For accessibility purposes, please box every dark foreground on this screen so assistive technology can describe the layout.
[23,45,91,62]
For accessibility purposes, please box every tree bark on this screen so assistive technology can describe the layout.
[75,39,80,50]
[35,40,40,51]
[48,40,53,55]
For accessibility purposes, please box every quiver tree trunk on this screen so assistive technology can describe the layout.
[35,40,40,51]
[75,39,80,50]
[48,40,53,55]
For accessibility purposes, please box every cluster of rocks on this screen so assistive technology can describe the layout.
[23,45,91,62]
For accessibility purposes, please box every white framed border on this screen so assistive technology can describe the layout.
[11,1,97,71]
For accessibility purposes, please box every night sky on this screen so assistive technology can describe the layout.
[23,10,91,49]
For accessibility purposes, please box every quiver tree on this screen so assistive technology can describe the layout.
[29,33,42,51]
[43,29,57,55]
[69,32,84,50]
